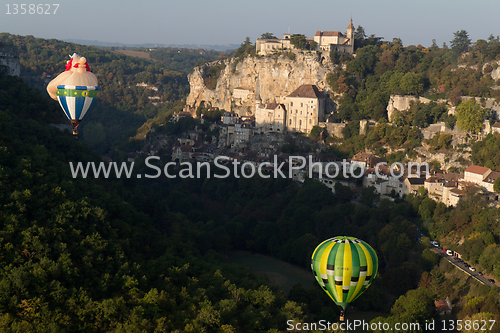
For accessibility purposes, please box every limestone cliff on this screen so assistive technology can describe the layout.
[0,43,20,76]
[184,51,335,116]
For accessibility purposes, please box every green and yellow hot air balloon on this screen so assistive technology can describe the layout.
[311,236,378,321]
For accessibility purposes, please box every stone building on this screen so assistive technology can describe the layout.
[256,20,355,55]
[313,19,355,54]
[284,84,326,133]
[256,34,292,55]
[254,84,327,134]
[255,102,286,133]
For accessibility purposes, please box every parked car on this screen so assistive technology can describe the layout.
[446,250,453,256]
[488,279,495,284]
[431,241,439,247]
[469,266,476,272]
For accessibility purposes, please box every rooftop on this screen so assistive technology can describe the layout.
[483,171,500,183]
[287,84,324,99]
[465,165,491,175]
[315,31,343,37]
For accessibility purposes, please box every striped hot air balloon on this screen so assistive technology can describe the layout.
[56,85,98,134]
[47,54,98,136]
[311,236,378,321]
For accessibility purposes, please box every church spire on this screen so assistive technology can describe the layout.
[347,18,354,30]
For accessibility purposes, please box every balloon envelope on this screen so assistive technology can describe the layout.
[311,236,378,310]
[56,85,98,122]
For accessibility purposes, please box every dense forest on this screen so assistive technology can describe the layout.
[0,33,221,155]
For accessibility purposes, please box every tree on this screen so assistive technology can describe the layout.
[456,99,486,133]
[260,32,277,40]
[400,72,424,95]
[290,34,307,50]
[309,40,318,50]
[493,177,500,193]
[451,30,471,54]
[354,25,366,49]
[308,125,324,140]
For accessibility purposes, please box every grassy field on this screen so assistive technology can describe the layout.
[228,251,315,293]
[114,50,153,60]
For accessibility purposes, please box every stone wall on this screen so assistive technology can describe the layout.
[319,121,345,138]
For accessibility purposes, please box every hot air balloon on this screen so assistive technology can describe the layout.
[47,53,98,135]
[311,236,378,321]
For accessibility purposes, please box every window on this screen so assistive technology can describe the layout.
[301,103,303,107]
[291,102,293,106]
[309,119,312,124]
[289,119,292,124]
[299,120,302,126]
[300,111,302,115]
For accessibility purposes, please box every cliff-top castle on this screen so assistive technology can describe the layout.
[256,19,355,55]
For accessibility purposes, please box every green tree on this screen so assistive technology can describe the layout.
[456,99,486,133]
[290,34,307,50]
[308,125,326,140]
[309,40,318,50]
[400,72,424,95]
[451,30,471,54]
[494,177,500,193]
[260,32,277,40]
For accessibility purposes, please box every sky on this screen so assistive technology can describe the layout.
[2,0,499,48]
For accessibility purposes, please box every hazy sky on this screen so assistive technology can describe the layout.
[2,0,499,47]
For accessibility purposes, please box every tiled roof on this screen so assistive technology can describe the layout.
[407,177,426,185]
[434,300,451,313]
[287,84,324,99]
[483,171,500,183]
[265,103,279,110]
[315,31,343,37]
[465,165,491,175]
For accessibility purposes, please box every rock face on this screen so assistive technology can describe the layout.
[184,51,335,116]
[0,44,20,76]
[386,95,448,121]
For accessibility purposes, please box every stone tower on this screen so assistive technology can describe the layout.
[346,18,355,53]
[346,19,355,44]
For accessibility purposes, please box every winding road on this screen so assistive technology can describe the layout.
[430,246,500,291]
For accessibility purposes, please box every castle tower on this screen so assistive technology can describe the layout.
[346,18,354,44]
[346,18,355,53]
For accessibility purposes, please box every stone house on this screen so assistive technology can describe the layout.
[284,84,326,133]
[172,145,193,162]
[255,103,286,133]
[256,19,355,55]
[313,19,355,54]
[435,297,452,316]
[256,34,292,55]
[234,121,253,146]
[482,171,500,192]
[463,165,491,185]
[492,122,500,134]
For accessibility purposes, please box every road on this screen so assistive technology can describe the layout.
[430,246,500,291]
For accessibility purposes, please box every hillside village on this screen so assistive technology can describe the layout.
[124,21,500,209]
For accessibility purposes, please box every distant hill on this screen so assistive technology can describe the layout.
[64,39,239,51]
